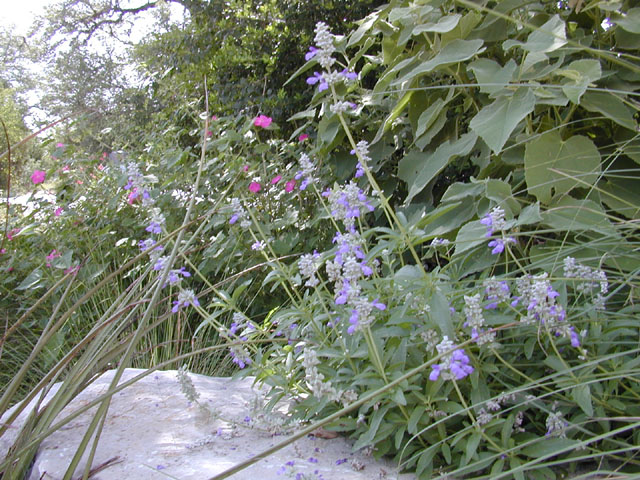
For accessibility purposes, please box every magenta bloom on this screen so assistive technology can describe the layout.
[31,170,46,185]
[7,228,20,241]
[298,133,309,142]
[249,182,262,193]
[243,165,249,172]
[56,143,65,148]
[285,180,296,193]
[271,175,282,184]
[54,207,63,217]
[253,115,272,128]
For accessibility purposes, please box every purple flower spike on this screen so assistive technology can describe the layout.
[305,46,318,61]
[340,68,358,80]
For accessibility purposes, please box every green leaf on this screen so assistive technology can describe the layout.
[430,290,455,339]
[541,196,618,236]
[422,202,475,237]
[415,98,446,140]
[465,433,482,463]
[454,219,486,255]
[317,114,341,146]
[485,179,520,216]
[558,59,601,104]
[470,88,536,154]
[468,58,517,95]
[503,15,567,53]
[353,405,390,450]
[581,91,636,131]
[348,11,380,46]
[612,8,640,33]
[413,14,461,35]
[399,132,477,204]
[416,446,437,477]
[441,11,482,46]
[440,182,485,203]
[372,90,414,144]
[572,384,594,416]
[516,203,543,226]
[391,39,485,86]
[16,268,43,290]
[521,438,579,459]
[408,406,424,435]
[600,177,640,219]
[524,130,601,204]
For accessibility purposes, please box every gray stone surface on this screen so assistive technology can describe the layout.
[1,368,413,480]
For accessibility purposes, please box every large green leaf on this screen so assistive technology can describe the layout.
[558,59,601,104]
[524,130,601,204]
[468,58,517,95]
[454,219,486,255]
[503,14,567,53]
[581,91,636,131]
[399,132,477,204]
[413,14,461,35]
[391,39,485,86]
[541,196,618,236]
[599,177,640,220]
[470,88,536,154]
[612,8,640,33]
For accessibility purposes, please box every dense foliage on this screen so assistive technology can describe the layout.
[1,0,640,479]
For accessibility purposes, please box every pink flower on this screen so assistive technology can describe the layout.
[206,130,212,137]
[31,170,46,185]
[76,180,83,185]
[271,175,282,185]
[62,165,70,173]
[249,182,262,193]
[298,133,309,142]
[243,165,249,172]
[56,143,65,148]
[253,115,272,128]
[0,248,6,254]
[64,265,79,275]
[285,180,296,193]
[46,249,61,267]
[7,228,20,240]
[211,115,218,121]
[54,207,63,217]
[97,164,105,171]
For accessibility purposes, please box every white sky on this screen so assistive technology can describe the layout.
[2,0,53,35]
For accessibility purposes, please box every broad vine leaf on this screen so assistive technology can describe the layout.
[541,196,618,236]
[581,91,636,131]
[503,14,567,53]
[470,88,536,154]
[454,219,486,256]
[413,14,461,35]
[612,8,640,34]
[391,39,485,86]
[599,177,640,219]
[468,58,517,95]
[399,132,477,204]
[558,59,601,104]
[524,130,601,204]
